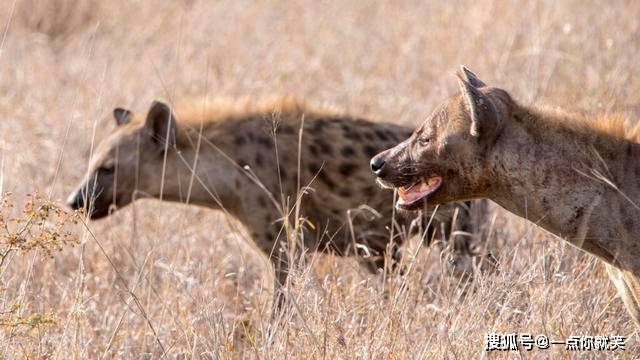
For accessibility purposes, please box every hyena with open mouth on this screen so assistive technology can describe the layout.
[67,96,483,306]
[372,66,640,326]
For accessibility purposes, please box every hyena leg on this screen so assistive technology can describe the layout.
[361,235,404,274]
[605,264,640,326]
[252,220,292,311]
[270,244,290,310]
[264,234,304,311]
[356,224,404,274]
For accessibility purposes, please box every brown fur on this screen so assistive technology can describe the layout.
[373,66,640,326]
[67,96,476,301]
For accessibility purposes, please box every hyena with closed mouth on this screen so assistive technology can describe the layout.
[67,96,480,304]
[372,66,640,326]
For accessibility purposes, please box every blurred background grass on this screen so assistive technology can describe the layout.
[0,0,639,358]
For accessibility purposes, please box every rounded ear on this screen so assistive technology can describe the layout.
[456,75,497,138]
[458,65,486,88]
[113,107,133,126]
[145,100,177,146]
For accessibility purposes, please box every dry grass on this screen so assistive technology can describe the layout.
[0,0,639,358]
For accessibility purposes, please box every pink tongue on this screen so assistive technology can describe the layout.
[403,186,427,202]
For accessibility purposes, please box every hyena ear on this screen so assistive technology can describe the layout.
[458,65,486,88]
[113,107,133,126]
[456,74,498,138]
[145,100,177,147]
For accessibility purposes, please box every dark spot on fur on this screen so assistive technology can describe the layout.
[363,144,377,158]
[375,130,389,141]
[257,136,271,148]
[338,162,357,177]
[337,187,351,197]
[279,165,288,180]
[363,132,375,141]
[316,139,333,155]
[313,118,327,131]
[255,153,264,167]
[266,232,275,243]
[574,206,584,220]
[318,171,336,189]
[308,162,321,175]
[362,186,376,197]
[340,121,366,140]
[246,133,255,141]
[513,113,524,123]
[234,136,246,146]
[344,131,363,141]
[279,125,295,135]
[309,144,319,156]
[341,146,355,157]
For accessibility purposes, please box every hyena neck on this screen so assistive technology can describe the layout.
[156,145,244,215]
[485,106,640,250]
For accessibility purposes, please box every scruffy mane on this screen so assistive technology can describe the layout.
[173,95,342,128]
[527,104,640,143]
[163,95,344,148]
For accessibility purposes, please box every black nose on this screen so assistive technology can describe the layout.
[370,155,386,175]
[68,193,84,210]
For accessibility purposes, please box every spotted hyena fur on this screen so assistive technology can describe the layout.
[67,97,482,294]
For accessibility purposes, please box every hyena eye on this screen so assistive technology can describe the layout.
[417,136,430,146]
[97,165,115,175]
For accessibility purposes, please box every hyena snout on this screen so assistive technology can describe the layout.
[65,186,114,219]
[66,190,84,210]
[371,148,404,183]
[371,146,420,191]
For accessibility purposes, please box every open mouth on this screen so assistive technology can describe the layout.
[396,175,442,208]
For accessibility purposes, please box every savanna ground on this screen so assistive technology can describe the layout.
[1,0,639,358]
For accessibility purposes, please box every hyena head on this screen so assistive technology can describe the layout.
[67,101,179,219]
[371,66,512,211]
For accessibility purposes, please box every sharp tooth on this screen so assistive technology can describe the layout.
[419,181,429,192]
